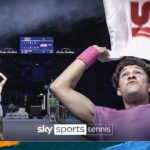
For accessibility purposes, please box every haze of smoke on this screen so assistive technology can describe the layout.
[0,0,104,39]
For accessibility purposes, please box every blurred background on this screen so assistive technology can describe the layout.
[0,0,124,119]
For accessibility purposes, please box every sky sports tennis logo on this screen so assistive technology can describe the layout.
[37,124,113,135]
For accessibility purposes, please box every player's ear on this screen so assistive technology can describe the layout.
[117,88,122,96]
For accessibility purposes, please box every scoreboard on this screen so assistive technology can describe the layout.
[20,37,54,54]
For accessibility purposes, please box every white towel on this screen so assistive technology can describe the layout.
[102,0,150,62]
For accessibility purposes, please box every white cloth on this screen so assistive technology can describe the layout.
[102,0,150,62]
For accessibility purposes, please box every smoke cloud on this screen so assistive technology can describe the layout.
[0,0,105,40]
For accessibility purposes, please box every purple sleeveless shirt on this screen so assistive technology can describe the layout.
[94,104,150,141]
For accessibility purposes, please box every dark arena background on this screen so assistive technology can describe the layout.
[0,0,124,141]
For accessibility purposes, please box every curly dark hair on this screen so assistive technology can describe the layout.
[112,57,150,89]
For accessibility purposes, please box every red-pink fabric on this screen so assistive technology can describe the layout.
[77,46,101,69]
[94,104,150,141]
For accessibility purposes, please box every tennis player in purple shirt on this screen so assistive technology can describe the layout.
[50,45,150,141]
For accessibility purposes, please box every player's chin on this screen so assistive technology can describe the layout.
[126,88,140,96]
